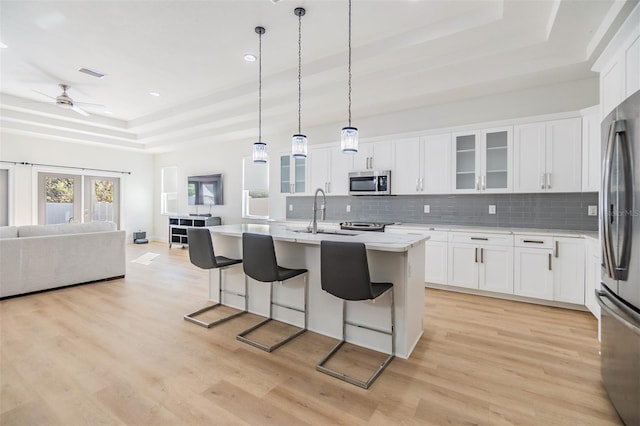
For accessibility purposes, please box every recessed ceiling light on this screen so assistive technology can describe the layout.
[244,53,257,62]
[149,91,160,97]
[0,42,7,49]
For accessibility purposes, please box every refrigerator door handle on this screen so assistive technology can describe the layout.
[596,290,640,336]
[616,120,633,281]
[601,121,618,280]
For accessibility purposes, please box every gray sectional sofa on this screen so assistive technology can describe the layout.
[0,222,126,298]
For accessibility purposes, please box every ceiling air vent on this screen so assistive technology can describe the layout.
[78,67,105,79]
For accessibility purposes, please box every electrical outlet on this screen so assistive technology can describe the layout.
[289,204,293,212]
[588,205,598,216]
[489,205,496,215]
[346,205,351,213]
[423,204,430,214]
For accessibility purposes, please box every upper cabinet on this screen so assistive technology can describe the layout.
[280,154,307,195]
[513,118,582,193]
[393,135,451,195]
[593,3,640,117]
[581,110,601,192]
[452,127,512,193]
[309,145,352,195]
[352,140,394,171]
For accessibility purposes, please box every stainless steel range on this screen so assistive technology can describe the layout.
[340,222,388,232]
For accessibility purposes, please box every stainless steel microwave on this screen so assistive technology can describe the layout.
[348,170,391,195]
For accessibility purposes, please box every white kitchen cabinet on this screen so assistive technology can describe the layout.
[393,134,451,195]
[279,153,307,194]
[553,237,586,304]
[513,118,582,193]
[447,232,514,293]
[352,140,394,171]
[423,230,448,285]
[452,127,512,193]
[585,237,601,318]
[513,234,585,304]
[581,110,601,192]
[309,145,352,195]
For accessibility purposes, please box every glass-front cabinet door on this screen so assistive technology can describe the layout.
[453,131,480,192]
[280,154,306,194]
[482,127,512,192]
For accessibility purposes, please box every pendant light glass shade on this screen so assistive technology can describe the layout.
[340,126,358,153]
[292,133,307,158]
[253,26,268,164]
[341,0,358,154]
[253,141,267,163]
[292,7,307,159]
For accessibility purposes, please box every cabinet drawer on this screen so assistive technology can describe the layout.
[514,234,553,248]
[448,232,513,246]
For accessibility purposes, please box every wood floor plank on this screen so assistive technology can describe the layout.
[0,241,622,425]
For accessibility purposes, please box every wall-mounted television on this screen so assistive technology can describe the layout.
[188,174,223,205]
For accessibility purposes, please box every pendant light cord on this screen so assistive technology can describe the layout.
[298,11,302,134]
[259,30,262,142]
[348,0,352,127]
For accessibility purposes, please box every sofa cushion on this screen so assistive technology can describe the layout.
[17,222,117,238]
[0,226,18,239]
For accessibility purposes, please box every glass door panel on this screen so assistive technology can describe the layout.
[294,157,306,193]
[84,176,119,226]
[485,130,509,189]
[38,173,81,224]
[455,134,476,190]
[280,155,291,193]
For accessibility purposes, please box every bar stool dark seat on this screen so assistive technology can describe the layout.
[184,228,247,328]
[236,232,308,352]
[317,240,395,389]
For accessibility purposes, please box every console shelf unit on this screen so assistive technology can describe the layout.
[168,216,221,248]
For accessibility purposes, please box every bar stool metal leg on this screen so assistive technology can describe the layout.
[316,287,395,389]
[184,266,248,328]
[236,273,308,352]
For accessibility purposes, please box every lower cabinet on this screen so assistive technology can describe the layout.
[424,231,448,285]
[447,232,514,293]
[514,235,585,304]
[585,238,601,318]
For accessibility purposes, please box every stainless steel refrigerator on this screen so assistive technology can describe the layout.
[598,89,640,426]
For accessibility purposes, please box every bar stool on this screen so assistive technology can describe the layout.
[184,228,247,328]
[317,240,395,389]
[236,232,308,352]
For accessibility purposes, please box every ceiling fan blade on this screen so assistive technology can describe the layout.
[71,104,90,116]
[75,101,104,107]
[33,90,56,100]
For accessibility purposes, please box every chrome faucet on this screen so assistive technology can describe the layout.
[312,188,326,234]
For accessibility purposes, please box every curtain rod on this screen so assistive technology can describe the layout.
[0,160,131,175]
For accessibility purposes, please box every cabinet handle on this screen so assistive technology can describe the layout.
[546,172,552,189]
[554,241,559,258]
[482,175,486,191]
[523,240,545,244]
[480,247,484,263]
[327,182,331,193]
[324,182,328,193]
[540,174,545,190]
[290,183,295,194]
[474,247,478,263]
[548,253,552,271]
[470,237,489,241]
[416,178,420,192]
[420,178,424,192]
[476,176,480,191]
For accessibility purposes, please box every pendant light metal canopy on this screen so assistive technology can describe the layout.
[341,0,358,154]
[253,26,268,164]
[292,7,307,158]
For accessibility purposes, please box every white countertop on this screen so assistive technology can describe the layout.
[271,220,599,240]
[207,223,429,252]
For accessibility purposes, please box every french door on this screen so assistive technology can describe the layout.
[38,172,120,227]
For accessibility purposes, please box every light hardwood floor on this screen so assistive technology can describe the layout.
[0,242,621,425]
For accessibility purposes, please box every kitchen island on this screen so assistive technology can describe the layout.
[205,223,428,359]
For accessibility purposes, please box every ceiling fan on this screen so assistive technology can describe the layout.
[34,83,101,116]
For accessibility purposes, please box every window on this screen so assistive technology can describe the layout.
[161,166,178,215]
[242,157,269,219]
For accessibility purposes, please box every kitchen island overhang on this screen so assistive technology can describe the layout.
[205,223,428,359]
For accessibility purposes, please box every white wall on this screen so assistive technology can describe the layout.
[0,132,154,240]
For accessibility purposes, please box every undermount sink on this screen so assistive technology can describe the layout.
[289,228,357,236]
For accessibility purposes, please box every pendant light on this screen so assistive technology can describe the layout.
[291,7,307,158]
[252,26,268,164]
[341,0,358,154]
